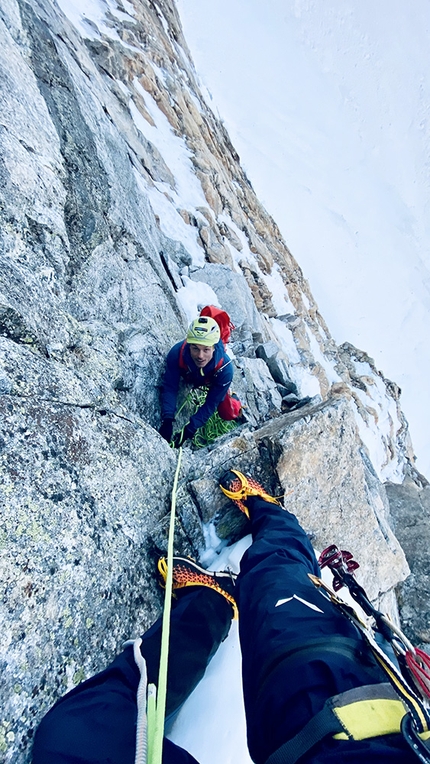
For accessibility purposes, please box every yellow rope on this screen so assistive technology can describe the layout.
[147,448,183,764]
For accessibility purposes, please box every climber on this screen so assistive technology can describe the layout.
[33,469,428,763]
[32,561,237,764]
[159,313,242,448]
[218,469,426,764]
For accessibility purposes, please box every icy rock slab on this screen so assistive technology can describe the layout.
[269,397,410,601]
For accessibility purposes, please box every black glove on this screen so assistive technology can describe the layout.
[159,419,173,442]
[172,425,195,448]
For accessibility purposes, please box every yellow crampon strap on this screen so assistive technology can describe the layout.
[147,448,183,764]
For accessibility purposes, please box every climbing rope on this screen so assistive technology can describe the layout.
[175,387,207,419]
[133,637,149,764]
[173,386,237,449]
[192,410,237,448]
[146,447,183,764]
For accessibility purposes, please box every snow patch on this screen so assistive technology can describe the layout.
[115,79,130,97]
[150,61,168,87]
[175,0,430,476]
[132,79,208,210]
[217,214,256,265]
[107,2,136,23]
[167,536,253,764]
[261,263,296,315]
[349,368,405,482]
[270,318,301,364]
[269,318,321,398]
[305,325,341,385]
[176,277,220,323]
[57,0,133,41]
[129,80,215,266]
[167,621,252,764]
[134,170,205,266]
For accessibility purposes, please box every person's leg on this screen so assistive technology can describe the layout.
[217,391,242,421]
[236,495,388,764]
[33,587,233,764]
[140,583,234,719]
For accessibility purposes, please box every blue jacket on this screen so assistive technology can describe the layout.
[161,340,233,434]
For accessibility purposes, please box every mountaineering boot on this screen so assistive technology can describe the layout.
[219,469,281,519]
[158,556,238,618]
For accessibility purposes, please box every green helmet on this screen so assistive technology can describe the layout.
[186,316,221,346]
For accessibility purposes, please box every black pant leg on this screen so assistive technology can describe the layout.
[141,585,233,719]
[33,588,232,764]
[237,498,388,764]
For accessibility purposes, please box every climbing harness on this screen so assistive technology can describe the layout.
[143,448,182,764]
[309,545,430,762]
[266,546,430,764]
[265,681,413,764]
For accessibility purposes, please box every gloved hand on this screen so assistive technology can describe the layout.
[159,419,173,442]
[172,425,195,448]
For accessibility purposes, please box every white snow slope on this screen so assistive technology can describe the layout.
[176,0,430,478]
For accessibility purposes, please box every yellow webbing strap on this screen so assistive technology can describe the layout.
[333,696,430,742]
[332,698,405,740]
[265,683,408,764]
[147,448,183,764]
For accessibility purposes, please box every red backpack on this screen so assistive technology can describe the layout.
[199,305,234,347]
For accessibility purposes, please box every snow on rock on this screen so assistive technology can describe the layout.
[175,0,430,478]
[337,344,412,484]
[261,263,296,315]
[131,79,209,210]
[56,0,415,483]
[269,318,321,398]
[177,277,220,322]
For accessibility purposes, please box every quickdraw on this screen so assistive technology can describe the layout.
[311,544,430,762]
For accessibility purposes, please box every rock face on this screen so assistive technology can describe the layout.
[188,397,409,604]
[0,0,427,761]
[386,478,430,648]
